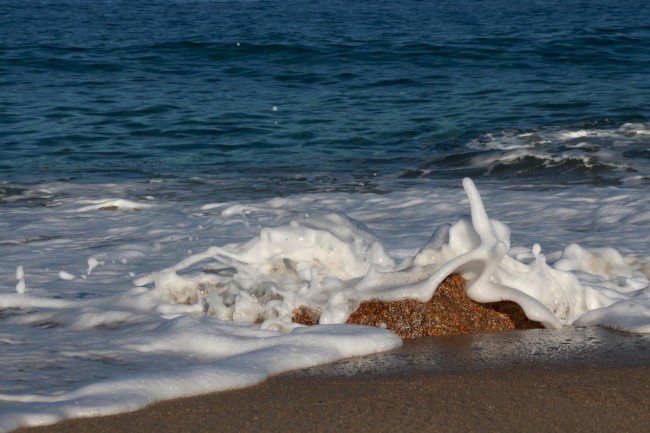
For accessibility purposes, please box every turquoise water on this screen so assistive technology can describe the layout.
[2,0,649,194]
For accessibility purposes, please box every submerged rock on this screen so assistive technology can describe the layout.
[293,274,542,338]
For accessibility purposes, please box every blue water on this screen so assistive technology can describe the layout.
[1,0,649,194]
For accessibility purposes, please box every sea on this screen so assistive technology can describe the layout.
[1,0,649,430]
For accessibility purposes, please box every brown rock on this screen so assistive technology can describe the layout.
[292,274,543,338]
[292,305,320,326]
[482,300,546,330]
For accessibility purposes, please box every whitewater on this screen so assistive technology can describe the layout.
[1,174,649,431]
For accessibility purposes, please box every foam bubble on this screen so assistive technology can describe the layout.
[58,271,75,281]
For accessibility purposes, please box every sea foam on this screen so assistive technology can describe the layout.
[0,178,649,431]
[147,178,650,332]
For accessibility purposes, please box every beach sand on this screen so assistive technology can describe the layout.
[16,327,649,433]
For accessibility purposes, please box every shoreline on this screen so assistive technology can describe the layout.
[15,327,650,433]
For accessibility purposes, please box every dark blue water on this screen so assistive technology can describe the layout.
[1,0,649,193]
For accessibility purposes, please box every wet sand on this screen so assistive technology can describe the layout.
[16,327,650,433]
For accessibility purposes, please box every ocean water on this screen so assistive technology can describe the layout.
[1,0,650,430]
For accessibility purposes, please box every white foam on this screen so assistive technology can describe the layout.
[161,178,648,331]
[465,122,650,180]
[69,198,154,212]
[1,177,649,431]
[58,271,75,281]
[15,266,25,294]
[86,258,99,275]
[0,320,400,432]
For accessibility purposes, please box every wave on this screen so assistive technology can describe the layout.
[408,122,650,186]
[142,178,650,331]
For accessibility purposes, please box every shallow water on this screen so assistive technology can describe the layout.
[289,327,650,378]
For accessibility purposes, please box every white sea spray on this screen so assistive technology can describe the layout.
[149,178,650,332]
[15,266,25,294]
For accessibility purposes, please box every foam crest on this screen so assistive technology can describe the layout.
[149,211,395,326]
[461,122,650,184]
[69,198,154,212]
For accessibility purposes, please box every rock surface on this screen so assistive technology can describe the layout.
[293,274,543,338]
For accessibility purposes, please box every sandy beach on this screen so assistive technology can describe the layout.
[15,327,649,433]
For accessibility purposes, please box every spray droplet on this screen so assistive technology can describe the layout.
[59,271,75,281]
[16,265,25,294]
[87,257,99,275]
